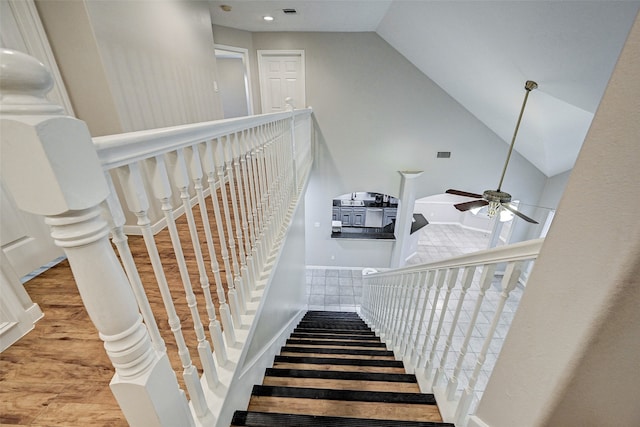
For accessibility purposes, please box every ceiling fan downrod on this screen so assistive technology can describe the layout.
[496,80,538,192]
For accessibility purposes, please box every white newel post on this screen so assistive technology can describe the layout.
[390,170,424,268]
[0,49,194,426]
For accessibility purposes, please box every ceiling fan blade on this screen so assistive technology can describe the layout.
[446,189,484,199]
[502,203,539,224]
[454,199,489,212]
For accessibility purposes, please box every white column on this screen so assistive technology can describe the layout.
[0,49,193,426]
[390,170,424,268]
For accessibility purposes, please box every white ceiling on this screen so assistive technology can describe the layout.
[210,0,640,177]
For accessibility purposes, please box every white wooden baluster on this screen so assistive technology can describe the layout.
[391,274,408,349]
[418,269,447,369]
[202,140,242,334]
[267,125,281,236]
[251,131,267,258]
[425,268,460,379]
[362,277,376,331]
[147,154,213,418]
[214,137,247,314]
[185,146,230,365]
[102,173,165,353]
[283,120,295,212]
[380,276,394,341]
[398,272,418,355]
[403,271,424,359]
[273,122,287,234]
[363,277,374,319]
[256,130,272,252]
[455,262,522,423]
[359,276,369,319]
[168,148,221,391]
[375,279,386,334]
[446,264,496,401]
[272,125,283,239]
[385,276,402,341]
[245,128,264,272]
[224,134,252,298]
[235,130,257,289]
[378,278,391,339]
[433,266,476,387]
[281,120,292,217]
[0,49,194,426]
[410,270,436,369]
[256,128,271,253]
[288,112,298,194]
[384,278,398,340]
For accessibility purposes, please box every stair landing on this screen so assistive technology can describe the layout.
[232,311,454,426]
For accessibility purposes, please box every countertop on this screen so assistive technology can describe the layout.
[333,200,399,208]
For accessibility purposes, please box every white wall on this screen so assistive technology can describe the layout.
[470,12,640,427]
[37,0,223,135]
[243,32,546,267]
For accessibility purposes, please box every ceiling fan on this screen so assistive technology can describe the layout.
[446,80,539,224]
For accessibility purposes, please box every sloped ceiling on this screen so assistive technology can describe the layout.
[210,0,640,177]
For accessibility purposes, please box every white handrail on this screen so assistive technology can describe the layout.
[369,238,543,276]
[94,109,312,170]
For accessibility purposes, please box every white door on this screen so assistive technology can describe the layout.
[1,0,69,278]
[258,50,306,113]
[0,183,62,278]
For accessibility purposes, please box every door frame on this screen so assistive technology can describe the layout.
[257,49,306,112]
[214,44,254,116]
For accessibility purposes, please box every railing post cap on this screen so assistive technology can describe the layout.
[0,48,64,115]
[1,49,109,215]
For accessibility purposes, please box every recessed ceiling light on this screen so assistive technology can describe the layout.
[263,15,274,21]
[219,5,231,12]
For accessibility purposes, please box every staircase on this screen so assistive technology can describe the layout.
[232,311,455,426]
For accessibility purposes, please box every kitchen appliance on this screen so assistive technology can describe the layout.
[365,208,383,228]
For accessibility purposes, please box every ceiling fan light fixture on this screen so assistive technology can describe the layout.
[447,81,540,225]
[488,200,501,218]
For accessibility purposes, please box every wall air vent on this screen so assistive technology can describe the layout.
[437,151,451,158]
[282,8,297,14]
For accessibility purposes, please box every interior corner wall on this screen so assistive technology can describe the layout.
[471,12,640,427]
[37,0,223,136]
[247,31,546,268]
[35,0,123,136]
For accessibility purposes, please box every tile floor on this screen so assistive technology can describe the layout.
[305,223,528,413]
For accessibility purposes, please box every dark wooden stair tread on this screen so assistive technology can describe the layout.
[265,368,417,383]
[274,354,404,368]
[294,327,376,335]
[232,411,455,427]
[252,385,436,404]
[286,338,387,348]
[289,332,381,341]
[281,346,395,357]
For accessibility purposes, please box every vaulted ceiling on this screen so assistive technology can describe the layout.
[209,0,640,177]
